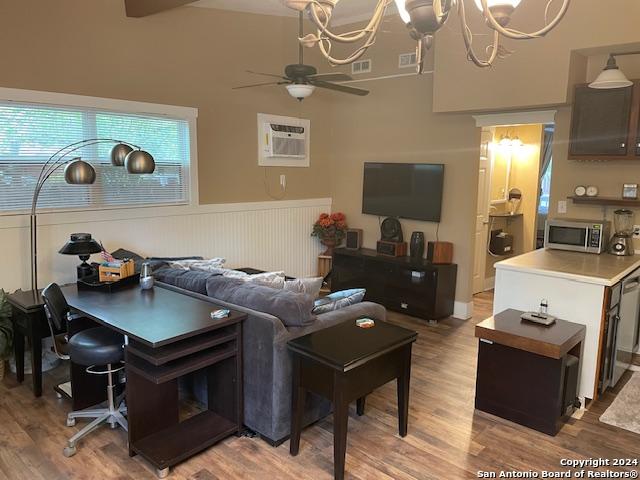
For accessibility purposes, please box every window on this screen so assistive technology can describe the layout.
[538,158,552,215]
[0,100,191,213]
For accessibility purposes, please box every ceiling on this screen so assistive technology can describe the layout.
[191,0,392,25]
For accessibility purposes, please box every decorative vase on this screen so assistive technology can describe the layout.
[320,237,337,256]
[410,232,425,260]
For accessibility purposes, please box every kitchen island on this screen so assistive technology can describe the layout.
[494,248,640,401]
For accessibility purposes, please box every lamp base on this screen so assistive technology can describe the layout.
[77,260,96,281]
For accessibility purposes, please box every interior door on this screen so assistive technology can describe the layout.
[473,129,493,294]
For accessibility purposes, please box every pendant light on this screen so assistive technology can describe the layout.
[589,54,634,90]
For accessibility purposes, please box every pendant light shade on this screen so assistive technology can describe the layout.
[286,84,315,100]
[64,158,96,184]
[124,149,156,174]
[110,143,133,166]
[589,56,633,89]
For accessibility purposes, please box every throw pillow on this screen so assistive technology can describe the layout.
[312,288,366,315]
[284,277,324,298]
[169,258,226,271]
[243,271,286,289]
[206,276,314,327]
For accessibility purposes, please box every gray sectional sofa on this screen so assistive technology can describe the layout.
[154,268,386,446]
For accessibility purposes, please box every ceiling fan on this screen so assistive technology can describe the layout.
[232,13,369,101]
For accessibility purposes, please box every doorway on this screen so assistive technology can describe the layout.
[472,119,554,294]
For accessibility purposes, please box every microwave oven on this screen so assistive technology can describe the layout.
[544,219,610,254]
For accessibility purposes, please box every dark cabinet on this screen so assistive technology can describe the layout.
[332,248,457,321]
[569,84,633,157]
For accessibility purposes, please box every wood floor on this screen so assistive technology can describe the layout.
[1,291,639,480]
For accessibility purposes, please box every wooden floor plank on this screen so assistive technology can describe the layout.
[1,291,638,479]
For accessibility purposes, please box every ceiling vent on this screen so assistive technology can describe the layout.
[399,52,418,69]
[351,59,372,75]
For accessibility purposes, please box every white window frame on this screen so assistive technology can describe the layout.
[0,87,199,215]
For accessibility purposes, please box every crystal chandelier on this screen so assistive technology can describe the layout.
[282,0,571,73]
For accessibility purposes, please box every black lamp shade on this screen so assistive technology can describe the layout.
[59,233,102,256]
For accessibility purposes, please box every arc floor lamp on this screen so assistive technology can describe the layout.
[30,139,155,291]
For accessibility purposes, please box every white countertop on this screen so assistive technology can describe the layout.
[495,249,640,286]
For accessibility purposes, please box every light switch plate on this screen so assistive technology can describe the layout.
[558,200,567,214]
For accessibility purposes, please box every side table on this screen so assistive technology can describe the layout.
[288,319,417,480]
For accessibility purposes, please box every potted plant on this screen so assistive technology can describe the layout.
[0,290,13,380]
[312,212,348,256]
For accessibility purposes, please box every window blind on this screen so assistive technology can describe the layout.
[0,101,191,213]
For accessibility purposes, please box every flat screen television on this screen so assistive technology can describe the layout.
[362,162,444,222]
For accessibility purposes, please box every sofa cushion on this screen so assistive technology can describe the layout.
[312,288,366,315]
[206,276,315,327]
[154,268,218,295]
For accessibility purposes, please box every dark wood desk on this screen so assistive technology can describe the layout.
[288,320,417,480]
[64,284,246,478]
[475,309,586,436]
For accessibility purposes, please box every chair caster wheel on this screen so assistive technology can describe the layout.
[66,418,76,427]
[109,422,117,430]
[63,445,77,457]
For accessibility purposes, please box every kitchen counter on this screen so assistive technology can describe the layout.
[495,248,640,287]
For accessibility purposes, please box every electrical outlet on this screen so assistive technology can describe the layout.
[280,174,286,190]
[557,200,567,214]
[633,225,640,239]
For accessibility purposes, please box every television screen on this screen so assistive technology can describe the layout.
[362,162,444,222]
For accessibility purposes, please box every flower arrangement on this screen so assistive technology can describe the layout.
[312,212,348,255]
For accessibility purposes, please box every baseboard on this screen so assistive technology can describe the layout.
[483,276,495,291]
[453,301,473,320]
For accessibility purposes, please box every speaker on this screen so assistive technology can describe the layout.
[380,217,403,242]
[345,229,363,250]
[427,241,453,264]
[410,232,425,259]
[376,240,407,257]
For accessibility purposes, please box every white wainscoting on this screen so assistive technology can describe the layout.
[0,198,332,292]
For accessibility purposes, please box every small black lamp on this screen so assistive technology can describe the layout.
[59,233,103,281]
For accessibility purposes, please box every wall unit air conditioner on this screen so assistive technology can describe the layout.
[264,123,306,158]
[258,113,310,167]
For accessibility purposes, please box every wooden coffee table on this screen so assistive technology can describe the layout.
[288,319,417,480]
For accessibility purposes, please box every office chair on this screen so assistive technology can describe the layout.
[42,283,128,457]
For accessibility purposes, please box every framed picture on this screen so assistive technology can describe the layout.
[622,183,639,199]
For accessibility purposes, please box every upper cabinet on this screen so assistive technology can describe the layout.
[569,83,636,159]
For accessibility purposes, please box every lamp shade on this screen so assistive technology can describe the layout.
[474,0,522,11]
[58,233,102,256]
[394,0,411,23]
[125,150,155,174]
[111,143,133,166]
[64,158,96,184]
[286,84,315,100]
[589,67,633,89]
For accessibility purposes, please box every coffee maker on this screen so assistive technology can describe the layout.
[608,209,635,256]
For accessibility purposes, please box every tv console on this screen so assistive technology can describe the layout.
[331,248,457,321]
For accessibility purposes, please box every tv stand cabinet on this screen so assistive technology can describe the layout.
[332,248,457,321]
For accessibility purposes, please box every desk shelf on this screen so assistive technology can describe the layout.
[132,410,237,470]
[126,342,237,385]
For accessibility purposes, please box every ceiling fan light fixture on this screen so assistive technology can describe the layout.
[589,55,633,89]
[286,84,315,100]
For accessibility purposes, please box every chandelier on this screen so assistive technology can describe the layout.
[282,0,570,73]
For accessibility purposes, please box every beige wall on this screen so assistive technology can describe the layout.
[433,0,640,112]
[0,0,333,204]
[486,125,542,280]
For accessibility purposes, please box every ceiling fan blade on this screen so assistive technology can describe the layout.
[310,80,370,96]
[232,81,288,90]
[308,73,353,82]
[246,70,289,80]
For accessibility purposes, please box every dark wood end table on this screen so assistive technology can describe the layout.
[475,309,586,436]
[288,319,417,480]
